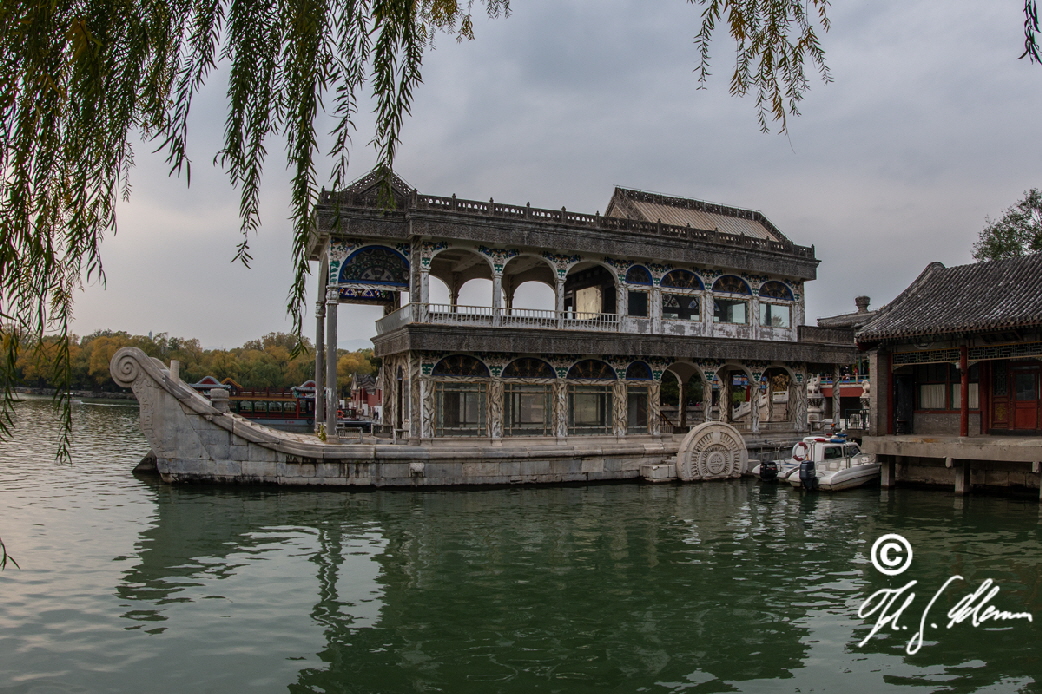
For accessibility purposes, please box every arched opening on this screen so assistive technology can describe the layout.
[717,364,755,431]
[566,359,615,436]
[564,262,618,318]
[625,361,653,434]
[758,281,794,328]
[428,248,494,311]
[625,265,652,317]
[660,362,705,432]
[713,275,751,325]
[762,366,794,429]
[431,354,489,437]
[336,245,410,315]
[502,255,556,313]
[502,357,555,436]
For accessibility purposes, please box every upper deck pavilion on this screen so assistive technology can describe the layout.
[309,170,820,282]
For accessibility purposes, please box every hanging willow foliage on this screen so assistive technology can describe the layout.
[0,0,509,455]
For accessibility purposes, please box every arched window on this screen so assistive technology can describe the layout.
[502,358,555,379]
[626,265,652,285]
[432,354,489,377]
[566,359,616,380]
[338,246,409,286]
[712,275,750,295]
[626,362,653,380]
[759,281,793,300]
[661,269,703,290]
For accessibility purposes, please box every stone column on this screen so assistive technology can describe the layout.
[792,374,809,432]
[488,378,504,440]
[704,293,714,336]
[832,365,842,426]
[648,381,661,435]
[324,286,339,439]
[720,371,731,423]
[409,239,422,306]
[613,380,627,436]
[492,272,503,326]
[555,278,566,328]
[449,273,461,311]
[553,379,568,440]
[750,296,760,340]
[651,286,662,334]
[408,354,421,441]
[314,258,328,430]
[420,377,435,439]
[315,298,326,429]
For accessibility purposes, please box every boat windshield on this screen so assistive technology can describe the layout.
[823,445,844,460]
[844,444,861,457]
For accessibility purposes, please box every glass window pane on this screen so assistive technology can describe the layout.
[1015,373,1037,401]
[568,386,613,435]
[759,302,791,328]
[714,299,747,324]
[627,389,648,432]
[628,290,648,317]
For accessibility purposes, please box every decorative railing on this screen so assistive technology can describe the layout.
[375,303,621,334]
[375,303,840,339]
[320,188,815,259]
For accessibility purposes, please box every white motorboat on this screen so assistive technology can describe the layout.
[786,435,879,491]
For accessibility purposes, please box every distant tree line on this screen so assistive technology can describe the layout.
[9,330,376,394]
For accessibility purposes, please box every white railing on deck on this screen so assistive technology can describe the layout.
[376,303,622,334]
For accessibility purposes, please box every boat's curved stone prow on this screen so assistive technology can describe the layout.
[110,347,676,487]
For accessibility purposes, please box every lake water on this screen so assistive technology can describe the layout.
[1,396,1040,693]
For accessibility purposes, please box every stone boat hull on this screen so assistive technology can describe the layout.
[111,347,689,486]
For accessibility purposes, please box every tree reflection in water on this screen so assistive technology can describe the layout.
[117,480,1042,692]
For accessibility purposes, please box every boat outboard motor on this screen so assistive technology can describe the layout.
[760,460,779,483]
[798,460,819,491]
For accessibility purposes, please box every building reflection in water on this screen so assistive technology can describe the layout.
[117,480,1041,692]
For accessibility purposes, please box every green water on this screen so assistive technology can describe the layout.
[1,396,1040,693]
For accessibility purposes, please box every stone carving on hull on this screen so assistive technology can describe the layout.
[675,421,747,481]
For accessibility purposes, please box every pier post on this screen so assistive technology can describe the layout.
[325,286,339,440]
[955,460,971,495]
[880,455,896,488]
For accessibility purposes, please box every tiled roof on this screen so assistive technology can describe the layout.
[818,311,877,330]
[605,187,787,243]
[856,255,1042,343]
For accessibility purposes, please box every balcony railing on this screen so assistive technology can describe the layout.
[376,303,621,334]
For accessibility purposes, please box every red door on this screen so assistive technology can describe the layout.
[1012,366,1040,431]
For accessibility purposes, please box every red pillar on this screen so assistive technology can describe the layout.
[960,345,969,437]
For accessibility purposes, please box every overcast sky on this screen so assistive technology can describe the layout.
[71,1,1042,350]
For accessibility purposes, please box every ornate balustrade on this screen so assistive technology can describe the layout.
[376,304,622,334]
[321,187,815,259]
